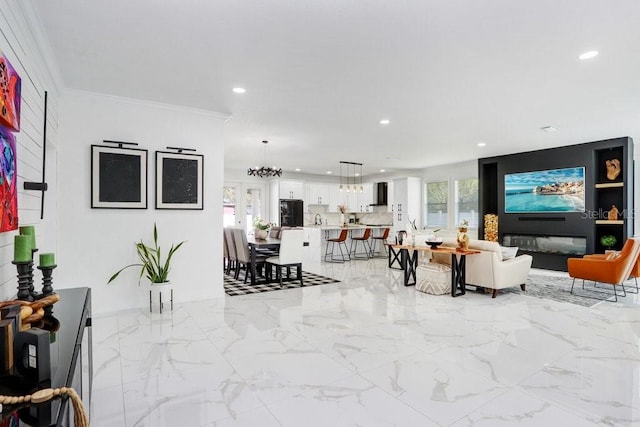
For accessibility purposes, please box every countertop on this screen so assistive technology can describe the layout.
[304,224,391,229]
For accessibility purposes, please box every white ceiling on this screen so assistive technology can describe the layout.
[32,0,640,178]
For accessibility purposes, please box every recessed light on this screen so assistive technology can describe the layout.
[379,169,385,173]
[477,142,486,147]
[232,87,246,94]
[295,168,301,172]
[326,171,332,174]
[579,51,598,60]
[380,119,390,125]
[541,125,557,132]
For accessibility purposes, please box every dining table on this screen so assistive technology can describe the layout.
[246,236,308,286]
[390,244,481,297]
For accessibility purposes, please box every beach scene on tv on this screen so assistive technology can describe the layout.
[505,167,585,213]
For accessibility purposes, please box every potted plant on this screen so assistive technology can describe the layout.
[108,223,185,286]
[600,235,617,251]
[253,218,271,240]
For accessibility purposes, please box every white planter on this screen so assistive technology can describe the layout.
[255,228,268,239]
[147,281,173,313]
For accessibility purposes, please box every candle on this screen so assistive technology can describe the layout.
[19,225,37,250]
[14,235,32,262]
[39,253,56,268]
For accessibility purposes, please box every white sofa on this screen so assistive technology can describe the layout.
[428,238,533,298]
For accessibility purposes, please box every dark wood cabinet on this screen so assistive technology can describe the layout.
[0,287,92,426]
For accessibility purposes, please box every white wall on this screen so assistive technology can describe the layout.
[57,90,228,314]
[0,1,60,301]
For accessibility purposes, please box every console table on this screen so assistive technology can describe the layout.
[390,245,481,297]
[0,287,92,426]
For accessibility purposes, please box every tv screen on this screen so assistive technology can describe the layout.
[504,166,585,213]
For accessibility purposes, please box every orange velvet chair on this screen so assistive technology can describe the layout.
[581,247,640,294]
[567,238,640,301]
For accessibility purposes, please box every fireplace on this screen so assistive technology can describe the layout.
[503,234,586,256]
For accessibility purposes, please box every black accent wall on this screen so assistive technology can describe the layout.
[479,137,633,271]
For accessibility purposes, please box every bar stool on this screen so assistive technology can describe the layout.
[324,228,350,263]
[370,227,391,258]
[350,228,372,260]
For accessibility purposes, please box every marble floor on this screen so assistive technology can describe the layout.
[91,258,640,426]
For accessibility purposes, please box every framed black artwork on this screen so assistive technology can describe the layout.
[91,145,148,209]
[155,151,204,210]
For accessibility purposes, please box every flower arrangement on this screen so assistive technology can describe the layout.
[337,204,347,214]
[458,219,469,230]
[253,218,271,230]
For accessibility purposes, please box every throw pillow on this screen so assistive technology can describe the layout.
[605,251,621,260]
[501,246,519,260]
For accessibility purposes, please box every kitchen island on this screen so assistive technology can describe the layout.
[303,225,392,262]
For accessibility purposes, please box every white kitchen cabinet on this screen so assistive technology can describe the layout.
[387,180,394,213]
[329,185,345,212]
[356,182,373,212]
[279,181,304,199]
[392,177,421,234]
[308,183,331,205]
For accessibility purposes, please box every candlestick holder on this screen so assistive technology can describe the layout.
[13,261,34,301]
[28,249,38,299]
[37,264,57,297]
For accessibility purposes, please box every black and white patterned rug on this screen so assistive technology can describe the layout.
[502,274,638,307]
[224,271,340,296]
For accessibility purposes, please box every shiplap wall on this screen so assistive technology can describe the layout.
[0,0,59,300]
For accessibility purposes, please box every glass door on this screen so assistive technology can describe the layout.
[223,186,236,227]
[246,188,263,234]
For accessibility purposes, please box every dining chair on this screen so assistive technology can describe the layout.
[324,228,350,263]
[350,228,372,260]
[266,229,304,287]
[224,228,237,276]
[223,229,229,270]
[269,226,281,238]
[370,227,391,258]
[233,228,268,283]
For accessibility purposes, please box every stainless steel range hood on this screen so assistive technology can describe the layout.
[370,182,388,205]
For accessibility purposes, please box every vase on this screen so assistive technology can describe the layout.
[255,228,268,239]
[340,213,345,226]
[148,280,172,313]
[457,228,469,250]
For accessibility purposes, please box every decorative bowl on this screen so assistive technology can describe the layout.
[426,240,443,249]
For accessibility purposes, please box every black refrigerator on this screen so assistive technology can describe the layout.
[280,199,304,227]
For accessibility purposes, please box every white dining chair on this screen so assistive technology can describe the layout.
[266,229,304,287]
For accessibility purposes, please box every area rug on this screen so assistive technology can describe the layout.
[502,274,635,307]
[224,271,340,296]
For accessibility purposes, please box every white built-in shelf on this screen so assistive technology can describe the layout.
[595,182,624,188]
[595,220,624,225]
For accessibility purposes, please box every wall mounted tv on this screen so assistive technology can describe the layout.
[504,166,585,213]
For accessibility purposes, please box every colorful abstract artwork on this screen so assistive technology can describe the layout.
[0,51,21,132]
[0,126,17,231]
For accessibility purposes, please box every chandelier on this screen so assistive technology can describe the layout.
[339,161,363,192]
[248,140,282,178]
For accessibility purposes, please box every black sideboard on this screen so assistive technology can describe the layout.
[0,287,92,426]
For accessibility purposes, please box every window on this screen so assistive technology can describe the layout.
[223,186,236,227]
[425,181,448,227]
[455,178,478,228]
[245,188,262,234]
